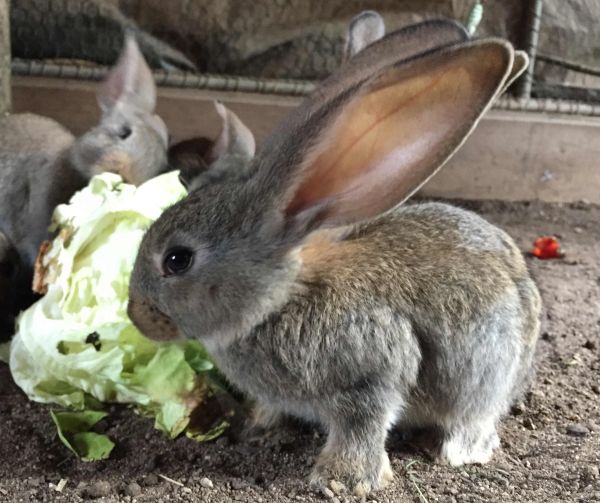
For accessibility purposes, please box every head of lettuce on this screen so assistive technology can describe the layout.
[4,172,226,453]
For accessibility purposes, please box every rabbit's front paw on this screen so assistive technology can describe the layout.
[309,449,393,496]
[243,403,283,441]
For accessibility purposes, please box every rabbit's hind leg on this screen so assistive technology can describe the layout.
[437,296,524,466]
[440,416,500,466]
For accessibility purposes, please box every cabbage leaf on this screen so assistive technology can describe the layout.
[7,172,221,445]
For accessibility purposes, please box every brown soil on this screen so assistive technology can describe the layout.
[0,200,598,503]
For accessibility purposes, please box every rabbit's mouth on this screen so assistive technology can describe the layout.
[94,151,141,185]
[127,297,181,341]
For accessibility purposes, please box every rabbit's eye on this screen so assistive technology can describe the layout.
[118,125,132,140]
[162,248,194,276]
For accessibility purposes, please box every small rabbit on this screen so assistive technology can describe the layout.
[129,27,540,496]
[0,35,168,334]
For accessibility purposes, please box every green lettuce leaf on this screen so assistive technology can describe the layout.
[50,410,115,461]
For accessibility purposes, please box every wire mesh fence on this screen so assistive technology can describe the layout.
[6,0,600,110]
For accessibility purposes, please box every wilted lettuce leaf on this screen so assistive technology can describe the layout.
[186,419,230,443]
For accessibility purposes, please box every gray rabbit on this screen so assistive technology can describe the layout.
[129,20,540,496]
[0,35,168,337]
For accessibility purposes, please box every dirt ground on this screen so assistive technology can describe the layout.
[0,200,598,503]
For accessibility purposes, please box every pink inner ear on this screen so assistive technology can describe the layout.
[97,37,156,113]
[97,65,127,111]
[286,68,449,216]
[285,42,511,226]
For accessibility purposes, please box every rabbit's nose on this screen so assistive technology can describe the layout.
[127,297,180,341]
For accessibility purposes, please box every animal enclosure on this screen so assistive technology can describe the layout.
[0,2,598,502]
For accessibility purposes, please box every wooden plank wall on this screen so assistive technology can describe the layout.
[12,76,600,203]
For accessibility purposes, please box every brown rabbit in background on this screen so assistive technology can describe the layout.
[129,22,540,496]
[0,35,169,337]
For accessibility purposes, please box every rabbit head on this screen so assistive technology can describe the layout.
[167,137,214,188]
[129,32,525,347]
[70,35,168,186]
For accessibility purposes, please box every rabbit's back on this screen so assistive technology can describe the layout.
[300,202,535,327]
[0,114,75,264]
[0,113,73,153]
[303,203,541,379]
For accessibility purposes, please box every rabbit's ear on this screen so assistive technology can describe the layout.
[343,11,386,60]
[210,102,256,163]
[97,34,157,113]
[181,103,255,191]
[276,40,513,231]
[499,50,529,95]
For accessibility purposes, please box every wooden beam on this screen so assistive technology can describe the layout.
[424,110,600,203]
[0,0,10,115]
[11,76,298,142]
[12,75,600,203]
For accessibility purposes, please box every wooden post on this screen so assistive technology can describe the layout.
[0,0,10,115]
[514,0,544,99]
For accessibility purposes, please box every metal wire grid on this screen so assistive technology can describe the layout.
[6,0,600,117]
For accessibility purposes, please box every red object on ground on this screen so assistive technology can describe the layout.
[531,236,561,259]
